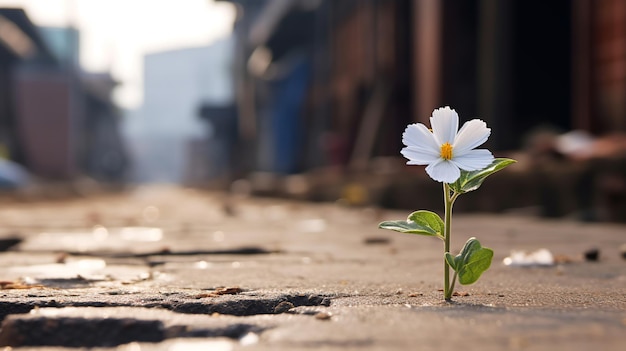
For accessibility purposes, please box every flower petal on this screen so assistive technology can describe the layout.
[430,106,458,145]
[401,146,441,165]
[451,149,494,171]
[402,123,439,151]
[425,159,461,183]
[453,119,491,154]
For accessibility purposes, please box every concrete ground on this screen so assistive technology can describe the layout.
[0,185,624,350]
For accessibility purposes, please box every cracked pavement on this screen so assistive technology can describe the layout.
[0,185,624,350]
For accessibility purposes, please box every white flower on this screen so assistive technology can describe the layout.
[401,106,494,183]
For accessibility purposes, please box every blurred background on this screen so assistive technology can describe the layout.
[0,0,624,221]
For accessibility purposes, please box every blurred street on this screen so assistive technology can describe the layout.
[0,185,624,350]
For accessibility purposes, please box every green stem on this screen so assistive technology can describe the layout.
[443,183,452,300]
[443,184,459,300]
[450,271,458,297]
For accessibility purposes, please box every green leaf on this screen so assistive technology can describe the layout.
[450,158,517,194]
[378,210,444,239]
[448,237,493,285]
[444,252,456,270]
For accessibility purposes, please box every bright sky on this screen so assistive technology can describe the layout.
[0,0,236,108]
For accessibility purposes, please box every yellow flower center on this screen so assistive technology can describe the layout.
[440,142,453,160]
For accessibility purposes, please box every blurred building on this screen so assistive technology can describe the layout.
[221,0,625,173]
[205,0,626,220]
[0,8,128,183]
[124,37,235,183]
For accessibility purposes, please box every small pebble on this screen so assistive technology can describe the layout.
[314,311,332,320]
[363,237,390,245]
[273,301,295,314]
[584,248,600,262]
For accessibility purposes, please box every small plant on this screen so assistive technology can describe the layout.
[379,106,516,300]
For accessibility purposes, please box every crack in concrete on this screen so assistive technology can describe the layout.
[1,316,267,347]
[0,293,332,347]
[0,315,167,347]
[0,293,332,319]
